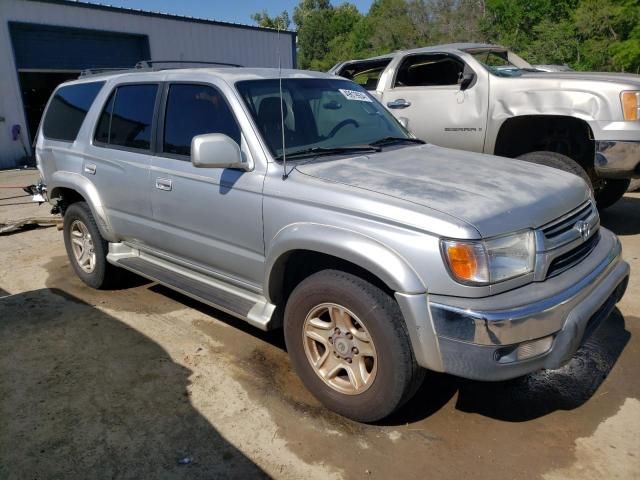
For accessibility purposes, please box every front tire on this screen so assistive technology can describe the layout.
[517,151,592,189]
[284,270,424,422]
[63,202,119,289]
[593,178,630,209]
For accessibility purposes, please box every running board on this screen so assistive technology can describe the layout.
[107,243,276,330]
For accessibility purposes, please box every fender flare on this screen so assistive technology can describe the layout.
[264,223,425,303]
[49,171,116,242]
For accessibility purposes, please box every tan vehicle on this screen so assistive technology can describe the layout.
[330,43,640,208]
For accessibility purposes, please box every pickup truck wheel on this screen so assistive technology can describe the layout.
[63,202,118,289]
[517,151,592,189]
[593,179,630,209]
[284,270,424,422]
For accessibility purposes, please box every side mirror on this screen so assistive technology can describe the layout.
[191,133,249,170]
[460,73,476,91]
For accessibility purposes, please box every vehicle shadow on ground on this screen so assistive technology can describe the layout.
[0,289,267,479]
[150,284,288,351]
[600,194,640,236]
[383,308,631,425]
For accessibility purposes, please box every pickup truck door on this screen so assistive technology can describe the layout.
[380,53,488,153]
[147,82,265,288]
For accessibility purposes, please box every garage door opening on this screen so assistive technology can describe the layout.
[19,71,80,144]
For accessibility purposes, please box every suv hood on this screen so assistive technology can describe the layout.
[295,144,589,238]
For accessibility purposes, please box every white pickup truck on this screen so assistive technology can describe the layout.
[330,43,640,208]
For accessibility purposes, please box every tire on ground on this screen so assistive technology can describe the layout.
[594,179,630,210]
[284,269,424,422]
[63,201,119,289]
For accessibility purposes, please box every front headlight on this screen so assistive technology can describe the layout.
[441,230,535,285]
[621,91,640,121]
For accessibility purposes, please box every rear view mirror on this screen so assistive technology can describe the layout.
[191,133,249,170]
[460,73,476,91]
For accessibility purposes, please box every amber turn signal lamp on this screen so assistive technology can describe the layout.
[446,243,478,281]
[621,91,639,121]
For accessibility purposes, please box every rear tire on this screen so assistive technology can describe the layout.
[63,202,119,289]
[517,151,592,189]
[284,270,424,422]
[594,179,630,209]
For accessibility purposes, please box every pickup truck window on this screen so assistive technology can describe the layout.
[338,59,392,91]
[394,54,464,87]
[236,78,408,159]
[162,84,241,157]
[94,84,158,150]
[43,81,104,142]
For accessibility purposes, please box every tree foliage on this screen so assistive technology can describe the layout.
[252,0,640,73]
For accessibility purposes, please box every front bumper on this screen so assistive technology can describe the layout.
[595,140,640,178]
[397,228,629,381]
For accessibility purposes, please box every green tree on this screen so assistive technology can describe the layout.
[251,0,640,73]
[250,10,291,30]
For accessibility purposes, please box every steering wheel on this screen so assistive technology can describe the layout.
[328,119,359,138]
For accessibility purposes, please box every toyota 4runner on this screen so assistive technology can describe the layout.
[36,66,630,421]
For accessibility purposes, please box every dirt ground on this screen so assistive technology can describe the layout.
[1,169,639,479]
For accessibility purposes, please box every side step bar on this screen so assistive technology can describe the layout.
[107,243,276,330]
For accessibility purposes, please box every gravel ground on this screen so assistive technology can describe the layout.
[1,169,639,479]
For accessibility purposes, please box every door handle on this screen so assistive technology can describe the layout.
[84,163,96,175]
[155,178,172,191]
[387,98,411,109]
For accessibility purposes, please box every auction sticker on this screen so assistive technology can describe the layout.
[339,89,373,102]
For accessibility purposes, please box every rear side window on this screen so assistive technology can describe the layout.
[94,84,158,150]
[43,82,104,142]
[338,59,391,91]
[162,84,241,156]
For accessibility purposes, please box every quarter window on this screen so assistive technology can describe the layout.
[43,81,104,141]
[94,84,158,150]
[163,84,241,157]
[338,59,391,91]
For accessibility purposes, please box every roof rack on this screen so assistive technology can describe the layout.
[79,59,242,78]
[135,59,242,68]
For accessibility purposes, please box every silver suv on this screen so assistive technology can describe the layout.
[36,66,630,422]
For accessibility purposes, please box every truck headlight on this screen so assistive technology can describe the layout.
[441,230,535,285]
[621,91,640,121]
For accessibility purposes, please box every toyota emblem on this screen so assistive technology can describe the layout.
[574,220,590,241]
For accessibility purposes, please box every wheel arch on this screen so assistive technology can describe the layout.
[492,115,595,170]
[48,171,116,241]
[265,224,425,306]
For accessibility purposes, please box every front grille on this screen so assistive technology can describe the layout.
[547,231,600,278]
[542,201,594,239]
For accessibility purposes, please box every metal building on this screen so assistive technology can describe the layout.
[0,0,296,169]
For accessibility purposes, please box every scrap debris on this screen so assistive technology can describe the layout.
[0,216,62,234]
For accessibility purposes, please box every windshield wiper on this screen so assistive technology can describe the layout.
[275,145,381,161]
[369,137,425,147]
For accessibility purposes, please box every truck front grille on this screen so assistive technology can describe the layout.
[542,200,594,239]
[546,231,600,278]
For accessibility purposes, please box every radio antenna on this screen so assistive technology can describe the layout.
[277,23,288,180]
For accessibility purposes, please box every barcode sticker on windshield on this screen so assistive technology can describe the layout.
[339,89,373,102]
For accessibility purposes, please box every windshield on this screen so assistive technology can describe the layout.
[236,78,410,159]
[465,48,534,77]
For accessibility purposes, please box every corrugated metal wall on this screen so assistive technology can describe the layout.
[0,0,296,169]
